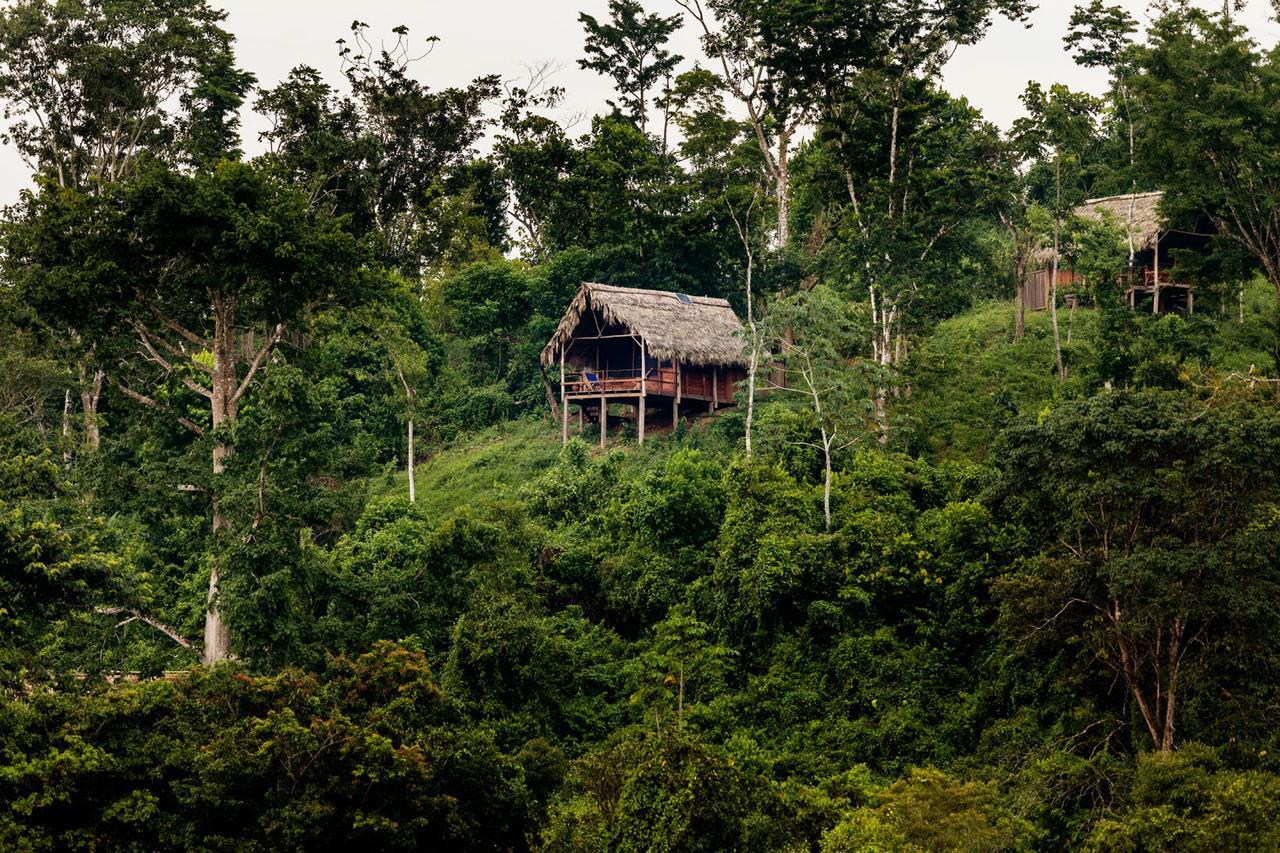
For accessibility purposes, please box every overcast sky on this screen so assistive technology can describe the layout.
[1,0,1278,203]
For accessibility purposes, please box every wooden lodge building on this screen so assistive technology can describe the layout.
[1020,191,1213,314]
[541,282,748,447]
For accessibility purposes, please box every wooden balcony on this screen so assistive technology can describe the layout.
[563,365,736,403]
[1141,269,1188,288]
[563,368,646,398]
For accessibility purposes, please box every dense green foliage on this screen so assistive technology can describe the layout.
[4,0,1280,849]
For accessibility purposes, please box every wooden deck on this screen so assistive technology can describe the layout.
[563,367,736,403]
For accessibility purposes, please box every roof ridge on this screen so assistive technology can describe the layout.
[583,281,730,306]
[1082,190,1164,204]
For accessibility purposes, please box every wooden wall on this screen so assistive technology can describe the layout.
[1019,269,1081,311]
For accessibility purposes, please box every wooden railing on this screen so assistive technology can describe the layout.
[562,366,735,401]
[563,368,649,396]
[1143,269,1186,287]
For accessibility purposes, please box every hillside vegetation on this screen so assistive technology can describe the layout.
[7,0,1280,850]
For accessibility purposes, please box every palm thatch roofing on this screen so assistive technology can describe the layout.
[1075,191,1165,250]
[541,282,747,367]
[1031,191,1166,267]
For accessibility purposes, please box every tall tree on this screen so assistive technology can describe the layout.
[676,0,811,247]
[6,162,363,663]
[811,84,1016,432]
[494,63,573,259]
[1066,1,1140,269]
[0,0,245,453]
[257,22,500,277]
[1012,82,1100,383]
[742,0,1029,432]
[995,391,1280,753]
[0,0,237,190]
[761,285,876,529]
[578,0,683,137]
[1132,7,1280,304]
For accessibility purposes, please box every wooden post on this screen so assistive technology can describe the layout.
[579,407,584,431]
[711,366,718,412]
[1188,288,1194,315]
[560,346,568,445]
[674,360,681,428]
[600,392,607,449]
[639,338,647,446]
[1152,233,1161,314]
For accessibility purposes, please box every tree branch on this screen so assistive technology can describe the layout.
[233,323,286,403]
[95,606,193,649]
[114,381,205,436]
[137,294,213,350]
[130,320,214,399]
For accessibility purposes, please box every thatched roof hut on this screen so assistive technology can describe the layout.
[1074,191,1165,249]
[541,282,747,367]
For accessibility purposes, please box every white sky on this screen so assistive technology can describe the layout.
[1,0,1277,203]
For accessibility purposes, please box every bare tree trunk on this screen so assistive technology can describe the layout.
[407,418,415,503]
[62,389,73,468]
[1015,290,1026,340]
[870,284,895,444]
[822,430,833,531]
[393,364,417,504]
[203,295,236,666]
[775,131,791,247]
[539,362,562,422]
[677,661,685,727]
[79,366,103,452]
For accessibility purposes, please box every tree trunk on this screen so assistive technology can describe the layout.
[62,389,73,468]
[677,661,685,727]
[744,240,757,458]
[775,131,791,248]
[79,366,103,452]
[870,284,894,444]
[822,432,833,531]
[407,418,415,503]
[203,295,236,666]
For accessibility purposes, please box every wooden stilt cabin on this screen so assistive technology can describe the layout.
[542,282,748,447]
[1019,191,1213,314]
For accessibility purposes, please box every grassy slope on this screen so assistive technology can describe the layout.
[906,301,1098,461]
[373,415,714,518]
[372,418,565,517]
[906,280,1280,462]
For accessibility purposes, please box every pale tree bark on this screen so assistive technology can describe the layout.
[675,0,802,248]
[125,291,286,665]
[79,365,103,452]
[999,211,1029,340]
[869,283,898,445]
[62,389,73,468]
[96,606,193,650]
[728,193,761,457]
[765,344,849,531]
[394,363,416,504]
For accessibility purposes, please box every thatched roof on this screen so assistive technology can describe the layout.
[1075,191,1165,249]
[541,282,747,367]
[1030,191,1166,267]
